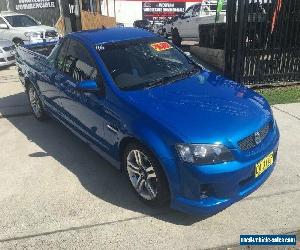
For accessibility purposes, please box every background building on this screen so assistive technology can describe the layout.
[0,0,198,27]
[115,1,197,26]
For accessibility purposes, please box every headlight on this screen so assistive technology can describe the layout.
[24,32,41,38]
[176,144,234,165]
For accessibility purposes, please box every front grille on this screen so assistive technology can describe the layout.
[238,122,271,151]
[7,56,15,61]
[2,45,15,52]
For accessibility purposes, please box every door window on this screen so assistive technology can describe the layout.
[61,39,103,89]
[183,6,194,18]
[56,38,70,72]
[192,4,201,17]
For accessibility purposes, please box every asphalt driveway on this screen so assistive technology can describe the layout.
[0,66,299,249]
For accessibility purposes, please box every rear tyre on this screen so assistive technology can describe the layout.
[27,83,48,121]
[124,142,170,207]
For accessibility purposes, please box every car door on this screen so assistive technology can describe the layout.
[57,38,112,153]
[187,4,201,39]
[37,38,70,115]
[0,17,9,40]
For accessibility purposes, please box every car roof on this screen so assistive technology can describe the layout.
[70,27,157,46]
[134,19,147,22]
[0,11,25,17]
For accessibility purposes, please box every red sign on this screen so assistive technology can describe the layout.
[119,0,202,2]
[143,2,185,22]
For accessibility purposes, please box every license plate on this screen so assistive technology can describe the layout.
[255,152,274,178]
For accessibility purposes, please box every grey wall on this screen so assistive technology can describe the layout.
[0,1,8,12]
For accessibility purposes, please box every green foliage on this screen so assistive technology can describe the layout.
[256,85,300,105]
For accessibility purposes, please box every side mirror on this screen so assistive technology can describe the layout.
[77,80,100,93]
[37,21,42,25]
[0,23,9,29]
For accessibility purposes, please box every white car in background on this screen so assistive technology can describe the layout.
[152,22,164,34]
[0,11,59,45]
[171,1,226,42]
[162,16,180,38]
[0,39,15,68]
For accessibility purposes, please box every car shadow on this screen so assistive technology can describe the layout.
[0,92,215,225]
[0,64,16,71]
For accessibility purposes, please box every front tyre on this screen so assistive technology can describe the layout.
[27,84,47,120]
[124,143,170,207]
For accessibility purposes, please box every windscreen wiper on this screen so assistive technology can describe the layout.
[145,67,200,89]
[121,67,200,91]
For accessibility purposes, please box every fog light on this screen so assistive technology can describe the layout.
[199,184,210,199]
[200,191,208,199]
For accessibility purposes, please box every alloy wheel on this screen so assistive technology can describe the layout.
[28,86,42,117]
[126,149,158,200]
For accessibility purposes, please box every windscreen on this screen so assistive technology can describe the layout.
[5,15,39,27]
[96,38,201,90]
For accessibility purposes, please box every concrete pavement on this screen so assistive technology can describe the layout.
[0,66,299,249]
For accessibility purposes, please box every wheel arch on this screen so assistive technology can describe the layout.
[119,136,140,171]
[24,77,42,102]
[118,135,174,199]
[118,127,180,198]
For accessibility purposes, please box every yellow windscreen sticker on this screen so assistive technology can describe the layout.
[150,42,172,52]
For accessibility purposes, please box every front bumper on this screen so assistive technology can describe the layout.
[0,51,15,67]
[23,37,59,45]
[166,124,280,216]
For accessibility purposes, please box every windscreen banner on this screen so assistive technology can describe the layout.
[125,0,201,2]
[142,2,185,23]
[13,0,56,10]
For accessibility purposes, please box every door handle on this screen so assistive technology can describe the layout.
[107,124,118,133]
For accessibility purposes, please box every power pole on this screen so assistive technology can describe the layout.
[114,0,116,18]
[57,0,64,17]
[6,0,10,10]
[106,0,109,16]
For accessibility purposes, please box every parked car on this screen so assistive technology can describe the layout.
[0,39,15,68]
[170,1,226,46]
[161,16,180,38]
[133,19,153,31]
[116,22,125,28]
[16,28,279,215]
[152,22,163,34]
[0,11,59,45]
[171,0,268,48]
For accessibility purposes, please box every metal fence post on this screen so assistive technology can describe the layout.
[224,0,236,78]
[234,0,248,82]
[6,0,10,10]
